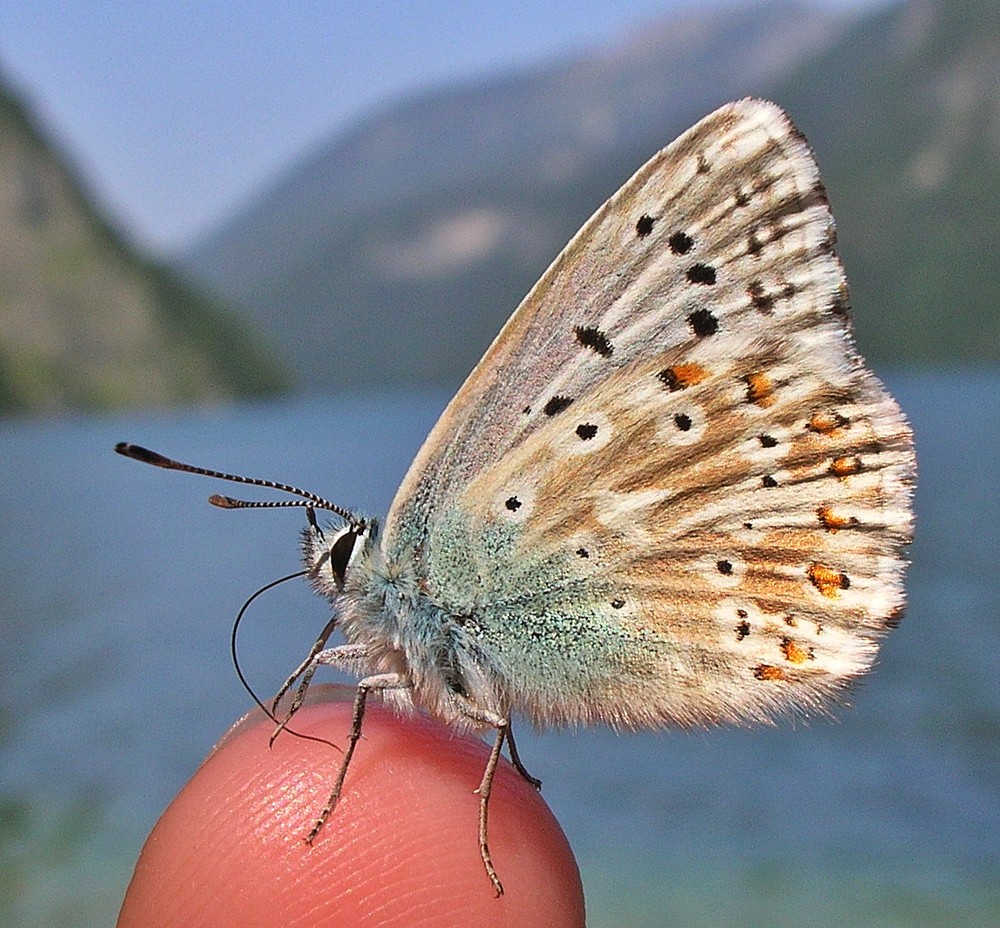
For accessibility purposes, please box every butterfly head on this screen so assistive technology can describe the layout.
[302,515,378,598]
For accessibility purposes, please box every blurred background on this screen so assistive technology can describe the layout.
[1,1,997,926]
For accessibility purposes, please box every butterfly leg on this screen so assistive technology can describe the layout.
[476,724,508,896]
[270,637,371,748]
[504,722,542,790]
[306,671,410,843]
[453,704,538,894]
[269,616,338,739]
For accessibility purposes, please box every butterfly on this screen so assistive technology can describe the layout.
[117,98,916,895]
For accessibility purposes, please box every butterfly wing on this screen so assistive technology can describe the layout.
[382,99,915,728]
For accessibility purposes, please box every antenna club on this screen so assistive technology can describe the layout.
[209,494,240,508]
[115,442,173,467]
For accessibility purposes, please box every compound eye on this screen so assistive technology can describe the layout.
[328,525,363,589]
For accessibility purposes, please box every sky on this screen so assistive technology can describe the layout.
[0,0,884,255]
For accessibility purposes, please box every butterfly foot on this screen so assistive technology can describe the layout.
[305,808,332,845]
[521,771,543,791]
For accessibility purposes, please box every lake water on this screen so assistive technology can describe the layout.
[1,370,998,927]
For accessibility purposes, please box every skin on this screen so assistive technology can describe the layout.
[117,686,585,927]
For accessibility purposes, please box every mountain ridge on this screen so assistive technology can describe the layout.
[180,0,861,389]
[0,71,289,415]
[184,0,998,391]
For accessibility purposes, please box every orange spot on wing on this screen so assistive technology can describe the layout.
[753,664,787,681]
[817,505,858,531]
[807,562,850,597]
[808,410,851,433]
[781,638,811,664]
[829,456,863,477]
[744,371,775,407]
[660,362,709,391]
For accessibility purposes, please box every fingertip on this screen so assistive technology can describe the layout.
[118,692,584,927]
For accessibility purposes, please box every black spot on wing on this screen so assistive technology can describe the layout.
[687,307,719,337]
[748,280,797,313]
[748,281,774,313]
[668,231,693,254]
[575,423,598,440]
[636,214,656,237]
[544,396,573,416]
[686,263,716,285]
[574,325,613,357]
[658,368,681,391]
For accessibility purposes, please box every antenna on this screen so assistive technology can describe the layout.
[114,442,361,527]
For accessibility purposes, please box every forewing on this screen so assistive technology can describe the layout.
[386,100,845,545]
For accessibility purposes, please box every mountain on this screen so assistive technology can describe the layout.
[181,0,857,388]
[769,0,1000,364]
[182,0,999,391]
[0,73,289,415]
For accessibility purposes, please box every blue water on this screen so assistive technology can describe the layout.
[1,370,998,927]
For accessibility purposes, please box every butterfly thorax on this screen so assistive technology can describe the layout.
[303,520,509,729]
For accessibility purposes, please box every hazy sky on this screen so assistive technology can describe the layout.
[0,1,883,254]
